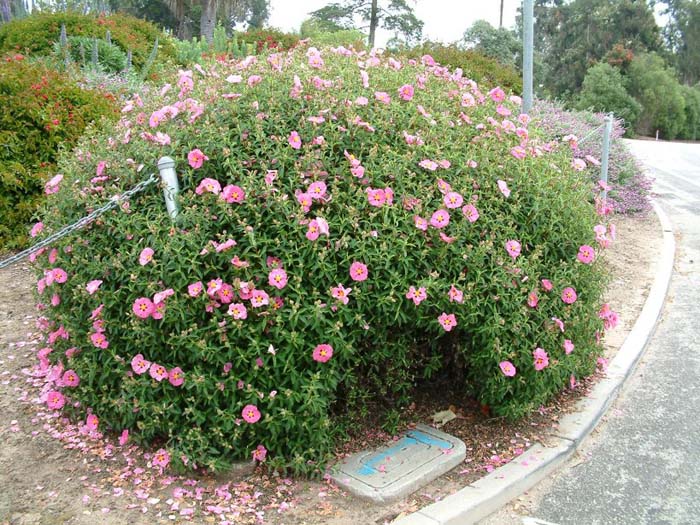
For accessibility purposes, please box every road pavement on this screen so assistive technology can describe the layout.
[480,139,700,525]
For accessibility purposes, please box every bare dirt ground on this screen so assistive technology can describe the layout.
[0,211,662,525]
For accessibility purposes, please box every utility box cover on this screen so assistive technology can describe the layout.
[330,424,466,504]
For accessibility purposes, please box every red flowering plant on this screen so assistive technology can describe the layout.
[31,44,614,475]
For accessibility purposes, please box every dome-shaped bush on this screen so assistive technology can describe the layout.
[32,46,610,474]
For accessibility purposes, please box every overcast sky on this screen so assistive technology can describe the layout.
[268,0,522,48]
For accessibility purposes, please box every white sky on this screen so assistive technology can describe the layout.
[268,0,522,48]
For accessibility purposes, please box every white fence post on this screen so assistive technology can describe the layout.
[157,156,180,220]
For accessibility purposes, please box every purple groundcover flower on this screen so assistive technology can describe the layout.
[531,100,652,215]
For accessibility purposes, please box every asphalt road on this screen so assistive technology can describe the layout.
[480,139,700,525]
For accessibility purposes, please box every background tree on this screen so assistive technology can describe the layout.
[310,0,422,48]
[462,19,519,68]
[661,0,700,85]
[528,0,661,99]
[575,62,642,128]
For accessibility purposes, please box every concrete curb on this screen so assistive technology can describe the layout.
[394,201,676,525]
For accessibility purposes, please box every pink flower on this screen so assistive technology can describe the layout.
[252,445,267,462]
[375,91,391,104]
[86,414,99,431]
[213,239,236,253]
[195,178,221,195]
[250,289,270,308]
[541,279,553,291]
[133,297,155,319]
[187,149,208,169]
[552,317,565,332]
[46,390,65,410]
[228,302,248,319]
[242,404,261,423]
[288,131,302,150]
[139,247,154,265]
[572,158,586,171]
[438,312,457,331]
[308,181,327,200]
[488,86,505,102]
[86,280,102,295]
[90,332,109,349]
[62,369,79,387]
[444,192,463,209]
[45,174,63,195]
[153,448,170,468]
[247,74,262,87]
[437,178,451,194]
[527,291,539,308]
[505,240,521,260]
[533,348,549,371]
[221,185,245,203]
[131,354,151,375]
[577,245,595,264]
[306,220,321,241]
[414,216,428,231]
[564,339,575,355]
[448,285,463,303]
[561,287,578,304]
[430,209,450,229]
[188,281,203,297]
[349,261,368,282]
[168,367,184,387]
[268,268,288,290]
[499,361,516,377]
[419,159,438,171]
[510,146,527,160]
[406,286,427,306]
[462,204,479,223]
[296,192,312,212]
[52,268,68,283]
[119,429,129,446]
[398,84,414,101]
[497,180,511,198]
[331,284,352,305]
[312,344,334,363]
[367,187,386,207]
[30,222,44,237]
[350,164,365,178]
[149,363,168,382]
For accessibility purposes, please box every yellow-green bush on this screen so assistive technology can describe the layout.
[0,12,175,69]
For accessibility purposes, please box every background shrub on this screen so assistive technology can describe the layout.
[300,18,366,50]
[34,46,609,475]
[237,27,299,53]
[398,42,523,93]
[0,55,118,249]
[575,62,642,130]
[679,84,700,140]
[531,99,652,215]
[0,12,175,70]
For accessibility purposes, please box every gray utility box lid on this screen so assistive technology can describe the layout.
[330,423,466,504]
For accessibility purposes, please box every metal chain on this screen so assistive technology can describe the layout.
[0,174,159,270]
[577,124,607,146]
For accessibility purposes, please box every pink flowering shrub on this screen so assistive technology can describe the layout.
[32,45,612,474]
